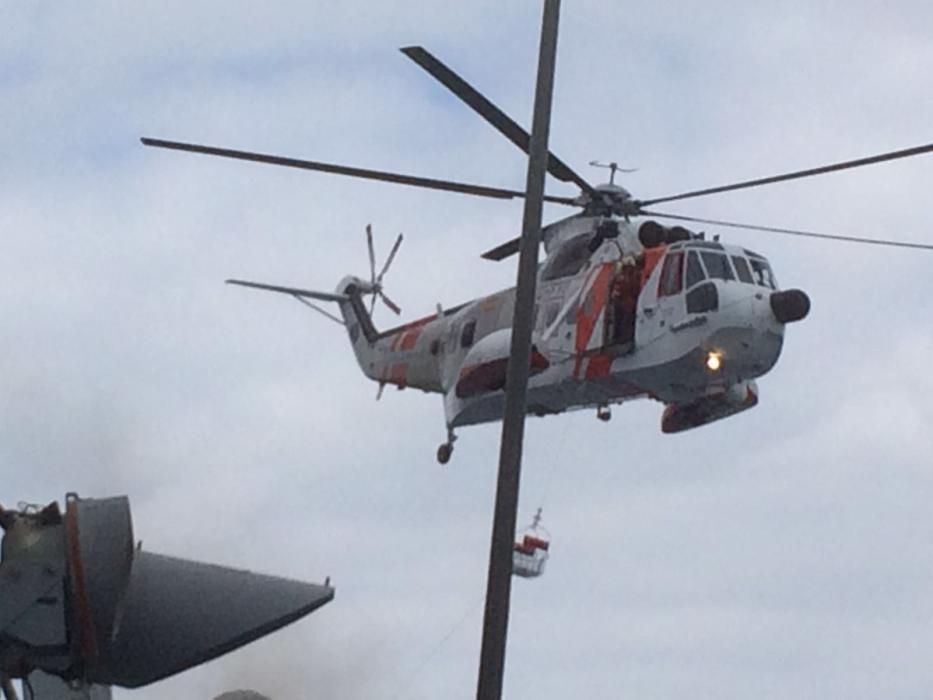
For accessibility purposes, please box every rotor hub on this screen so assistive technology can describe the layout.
[578,183,641,218]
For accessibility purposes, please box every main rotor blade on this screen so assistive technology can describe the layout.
[379,291,402,315]
[481,237,522,261]
[643,210,933,251]
[400,46,595,196]
[365,224,376,284]
[640,142,933,207]
[141,138,577,205]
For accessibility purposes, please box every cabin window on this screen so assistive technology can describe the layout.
[732,256,754,284]
[429,339,441,356]
[541,234,592,281]
[685,251,705,288]
[658,250,684,297]
[750,259,776,289]
[460,320,476,348]
[686,282,719,313]
[700,251,735,280]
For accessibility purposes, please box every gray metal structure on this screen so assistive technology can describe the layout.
[476,2,561,698]
[21,672,112,700]
[0,495,333,699]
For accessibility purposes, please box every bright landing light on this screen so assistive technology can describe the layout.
[706,351,723,372]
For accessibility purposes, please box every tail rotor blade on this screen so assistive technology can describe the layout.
[377,233,404,283]
[379,291,402,315]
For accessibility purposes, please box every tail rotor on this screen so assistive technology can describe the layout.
[365,224,403,315]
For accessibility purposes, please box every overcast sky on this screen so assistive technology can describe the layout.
[3,2,933,698]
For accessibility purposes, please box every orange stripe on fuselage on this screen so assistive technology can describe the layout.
[388,314,434,352]
[573,263,615,376]
[389,362,408,386]
[585,354,613,379]
[641,245,666,288]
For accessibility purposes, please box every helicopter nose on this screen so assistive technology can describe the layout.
[770,288,810,323]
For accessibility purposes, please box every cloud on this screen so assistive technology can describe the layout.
[2,2,932,698]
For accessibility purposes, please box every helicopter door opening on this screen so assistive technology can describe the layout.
[603,255,645,355]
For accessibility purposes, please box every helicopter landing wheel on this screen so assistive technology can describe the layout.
[437,427,457,465]
[597,405,612,422]
[437,442,454,465]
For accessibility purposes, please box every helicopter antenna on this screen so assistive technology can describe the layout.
[588,160,637,186]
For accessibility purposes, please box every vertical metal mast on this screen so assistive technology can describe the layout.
[476,2,561,698]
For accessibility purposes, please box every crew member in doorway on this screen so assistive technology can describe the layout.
[608,254,642,352]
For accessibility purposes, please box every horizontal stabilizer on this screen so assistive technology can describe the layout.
[226,279,348,303]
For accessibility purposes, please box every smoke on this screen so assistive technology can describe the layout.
[212,624,401,700]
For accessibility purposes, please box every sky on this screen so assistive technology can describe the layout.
[2,1,933,698]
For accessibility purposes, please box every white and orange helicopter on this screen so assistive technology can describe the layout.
[142,46,933,464]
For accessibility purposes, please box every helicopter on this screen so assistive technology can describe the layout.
[141,46,933,465]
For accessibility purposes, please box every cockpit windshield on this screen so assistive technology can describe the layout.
[749,258,776,289]
[699,251,735,281]
[541,234,593,282]
[676,242,777,290]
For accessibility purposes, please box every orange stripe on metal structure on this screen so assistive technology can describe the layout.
[64,497,99,663]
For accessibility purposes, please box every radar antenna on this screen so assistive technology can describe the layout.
[588,160,638,186]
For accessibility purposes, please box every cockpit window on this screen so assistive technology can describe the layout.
[658,250,684,297]
[750,259,776,289]
[732,256,754,284]
[541,234,593,282]
[686,241,724,251]
[685,251,705,288]
[700,251,735,280]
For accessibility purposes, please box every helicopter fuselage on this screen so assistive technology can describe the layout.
[339,215,804,435]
